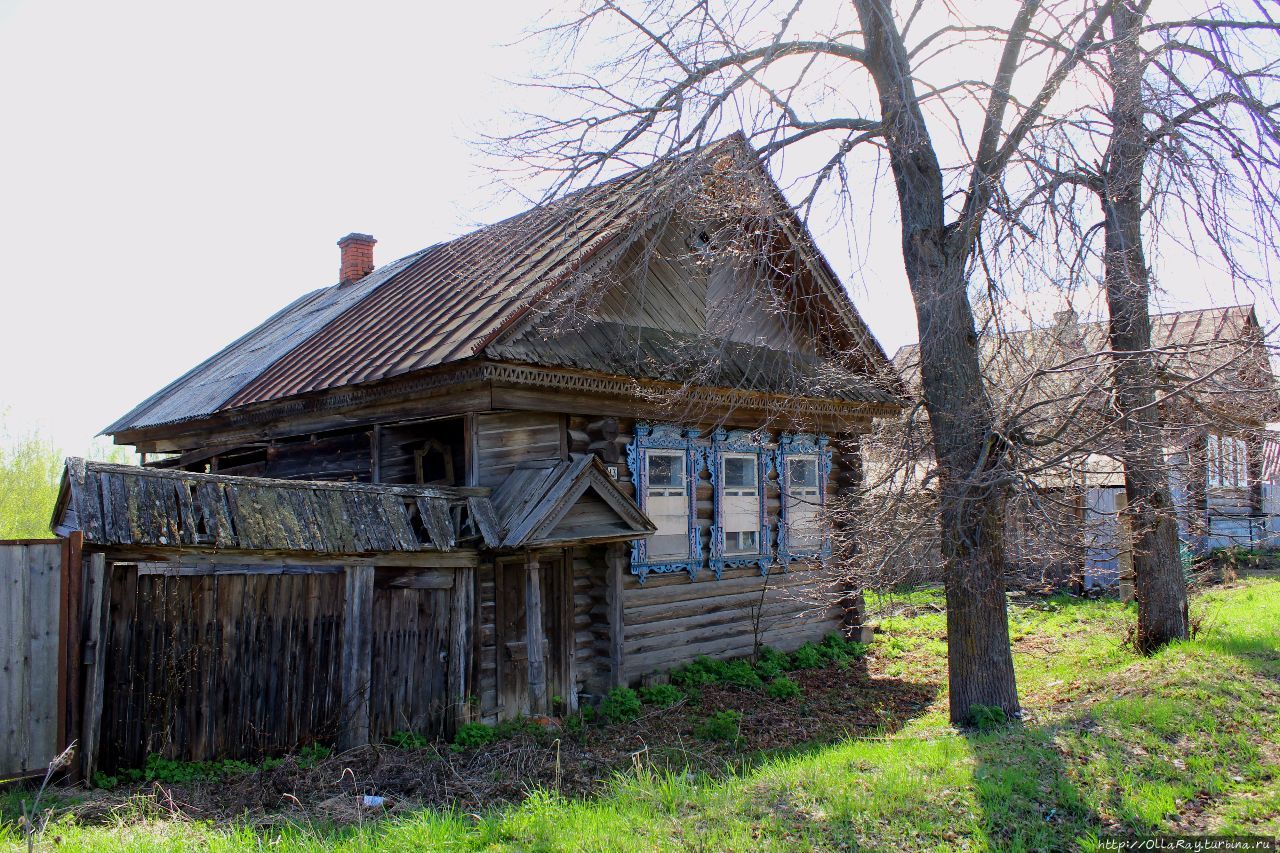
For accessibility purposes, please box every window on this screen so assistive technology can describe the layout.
[710,429,771,577]
[645,449,690,558]
[785,456,821,550]
[627,424,703,582]
[776,433,832,566]
[1208,434,1249,490]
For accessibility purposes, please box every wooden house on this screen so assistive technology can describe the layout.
[889,305,1279,591]
[53,136,899,768]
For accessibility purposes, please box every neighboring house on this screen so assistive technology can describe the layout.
[47,135,900,769]
[891,305,1279,590]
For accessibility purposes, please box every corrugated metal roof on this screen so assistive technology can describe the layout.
[107,135,898,435]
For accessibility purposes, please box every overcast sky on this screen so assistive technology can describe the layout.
[0,0,1270,455]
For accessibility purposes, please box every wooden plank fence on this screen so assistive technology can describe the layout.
[0,541,64,779]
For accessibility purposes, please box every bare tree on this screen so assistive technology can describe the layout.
[1003,0,1280,650]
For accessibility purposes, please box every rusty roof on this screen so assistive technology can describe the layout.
[106,135,896,435]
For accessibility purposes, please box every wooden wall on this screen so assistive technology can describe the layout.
[0,541,63,779]
[622,564,841,675]
[369,581,450,740]
[474,411,563,487]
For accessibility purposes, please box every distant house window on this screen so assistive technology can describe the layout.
[776,433,832,566]
[627,424,704,582]
[710,429,771,578]
[1207,434,1249,490]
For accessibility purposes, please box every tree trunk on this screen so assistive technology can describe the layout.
[1102,1,1189,652]
[855,0,1020,723]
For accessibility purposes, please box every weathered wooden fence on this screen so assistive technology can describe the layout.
[0,541,66,779]
[97,567,348,771]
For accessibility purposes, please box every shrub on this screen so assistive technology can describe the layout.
[639,683,684,707]
[695,710,743,743]
[968,704,1008,732]
[453,722,498,750]
[599,687,643,723]
[765,676,802,700]
[670,656,726,687]
[754,647,787,680]
[788,642,826,671]
[386,730,430,750]
[720,659,764,689]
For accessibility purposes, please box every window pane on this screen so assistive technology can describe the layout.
[789,456,818,488]
[647,452,684,489]
[724,456,757,490]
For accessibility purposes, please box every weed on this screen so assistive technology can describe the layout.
[787,642,826,671]
[695,710,743,743]
[765,677,802,700]
[968,704,1008,731]
[385,730,431,750]
[599,687,643,724]
[639,683,683,707]
[452,723,497,751]
[754,646,788,680]
[720,659,764,689]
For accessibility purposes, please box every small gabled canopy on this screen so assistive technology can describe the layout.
[53,458,494,555]
[490,455,655,550]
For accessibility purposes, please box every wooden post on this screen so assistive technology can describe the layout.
[448,565,474,731]
[370,425,382,484]
[1116,491,1136,602]
[79,553,107,783]
[525,555,547,715]
[605,543,626,689]
[339,565,374,749]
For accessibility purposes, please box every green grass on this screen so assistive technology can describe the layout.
[4,580,1277,851]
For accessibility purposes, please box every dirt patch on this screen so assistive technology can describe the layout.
[54,663,937,828]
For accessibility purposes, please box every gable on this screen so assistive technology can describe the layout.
[588,216,814,354]
[490,455,656,549]
[537,486,639,543]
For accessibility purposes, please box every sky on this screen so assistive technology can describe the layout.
[0,0,1272,456]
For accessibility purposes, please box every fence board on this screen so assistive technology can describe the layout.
[0,542,63,779]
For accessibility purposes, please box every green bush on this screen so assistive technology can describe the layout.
[670,656,726,687]
[765,676,802,700]
[754,647,787,680]
[695,710,743,743]
[639,683,684,707]
[787,642,826,671]
[720,659,764,689]
[599,687,643,723]
[386,730,431,750]
[453,722,498,750]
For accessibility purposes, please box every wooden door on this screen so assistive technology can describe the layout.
[494,555,573,718]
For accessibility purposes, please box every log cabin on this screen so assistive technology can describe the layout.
[888,304,1279,591]
[59,135,899,765]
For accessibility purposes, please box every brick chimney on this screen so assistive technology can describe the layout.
[337,233,376,284]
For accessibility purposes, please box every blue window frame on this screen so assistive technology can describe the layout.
[709,428,772,578]
[775,433,832,567]
[627,423,704,583]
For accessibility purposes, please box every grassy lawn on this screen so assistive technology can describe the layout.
[4,578,1277,851]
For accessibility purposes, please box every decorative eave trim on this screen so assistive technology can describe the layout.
[113,358,899,449]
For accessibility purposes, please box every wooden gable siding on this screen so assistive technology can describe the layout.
[591,219,813,355]
[474,412,563,487]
